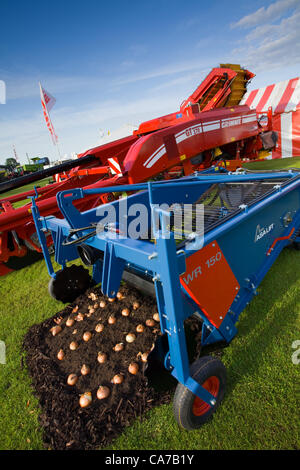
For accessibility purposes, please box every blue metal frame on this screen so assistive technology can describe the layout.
[31,170,300,407]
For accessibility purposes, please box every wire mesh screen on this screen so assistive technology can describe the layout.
[167,179,287,241]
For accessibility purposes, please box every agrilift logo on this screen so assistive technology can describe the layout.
[254,223,275,242]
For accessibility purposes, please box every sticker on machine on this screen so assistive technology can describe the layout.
[180,241,240,328]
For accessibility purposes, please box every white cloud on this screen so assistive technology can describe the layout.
[149,70,209,93]
[3,57,212,102]
[113,59,212,86]
[230,4,300,75]
[245,7,300,41]
[232,0,299,29]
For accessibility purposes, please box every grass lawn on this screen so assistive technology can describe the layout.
[0,178,53,208]
[243,156,300,171]
[0,157,299,450]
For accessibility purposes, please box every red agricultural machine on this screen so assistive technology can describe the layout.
[0,64,277,276]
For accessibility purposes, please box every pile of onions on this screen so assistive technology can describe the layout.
[81,364,90,376]
[67,374,78,386]
[79,391,92,408]
[97,386,110,400]
[50,325,62,336]
[128,363,139,375]
[95,323,104,333]
[113,343,124,352]
[83,331,92,342]
[97,352,107,364]
[126,333,136,343]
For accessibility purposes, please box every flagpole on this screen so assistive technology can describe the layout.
[55,140,62,162]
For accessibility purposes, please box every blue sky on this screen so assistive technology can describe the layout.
[0,0,299,164]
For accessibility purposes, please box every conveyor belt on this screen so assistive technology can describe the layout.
[167,178,288,241]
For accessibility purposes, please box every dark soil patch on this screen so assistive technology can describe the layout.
[23,284,174,450]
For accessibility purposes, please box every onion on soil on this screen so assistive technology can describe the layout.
[95,323,104,333]
[128,363,139,375]
[75,313,84,322]
[57,349,64,360]
[97,352,107,364]
[66,317,75,327]
[83,331,92,342]
[136,324,145,333]
[112,374,124,384]
[153,313,160,322]
[81,364,90,376]
[50,325,62,336]
[121,308,130,317]
[79,392,92,408]
[67,374,78,386]
[69,341,78,351]
[97,386,110,400]
[126,333,136,343]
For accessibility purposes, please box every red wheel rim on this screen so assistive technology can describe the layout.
[192,376,220,416]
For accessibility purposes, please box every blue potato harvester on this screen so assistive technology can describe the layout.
[32,168,300,429]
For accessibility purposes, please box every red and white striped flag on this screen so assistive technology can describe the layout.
[39,82,58,145]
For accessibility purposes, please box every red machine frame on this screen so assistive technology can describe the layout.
[0,65,275,275]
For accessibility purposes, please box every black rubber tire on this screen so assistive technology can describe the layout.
[173,356,226,430]
[48,265,92,303]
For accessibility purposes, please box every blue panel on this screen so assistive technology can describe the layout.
[218,190,299,285]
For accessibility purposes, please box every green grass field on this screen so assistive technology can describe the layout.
[1,178,52,208]
[0,158,299,450]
